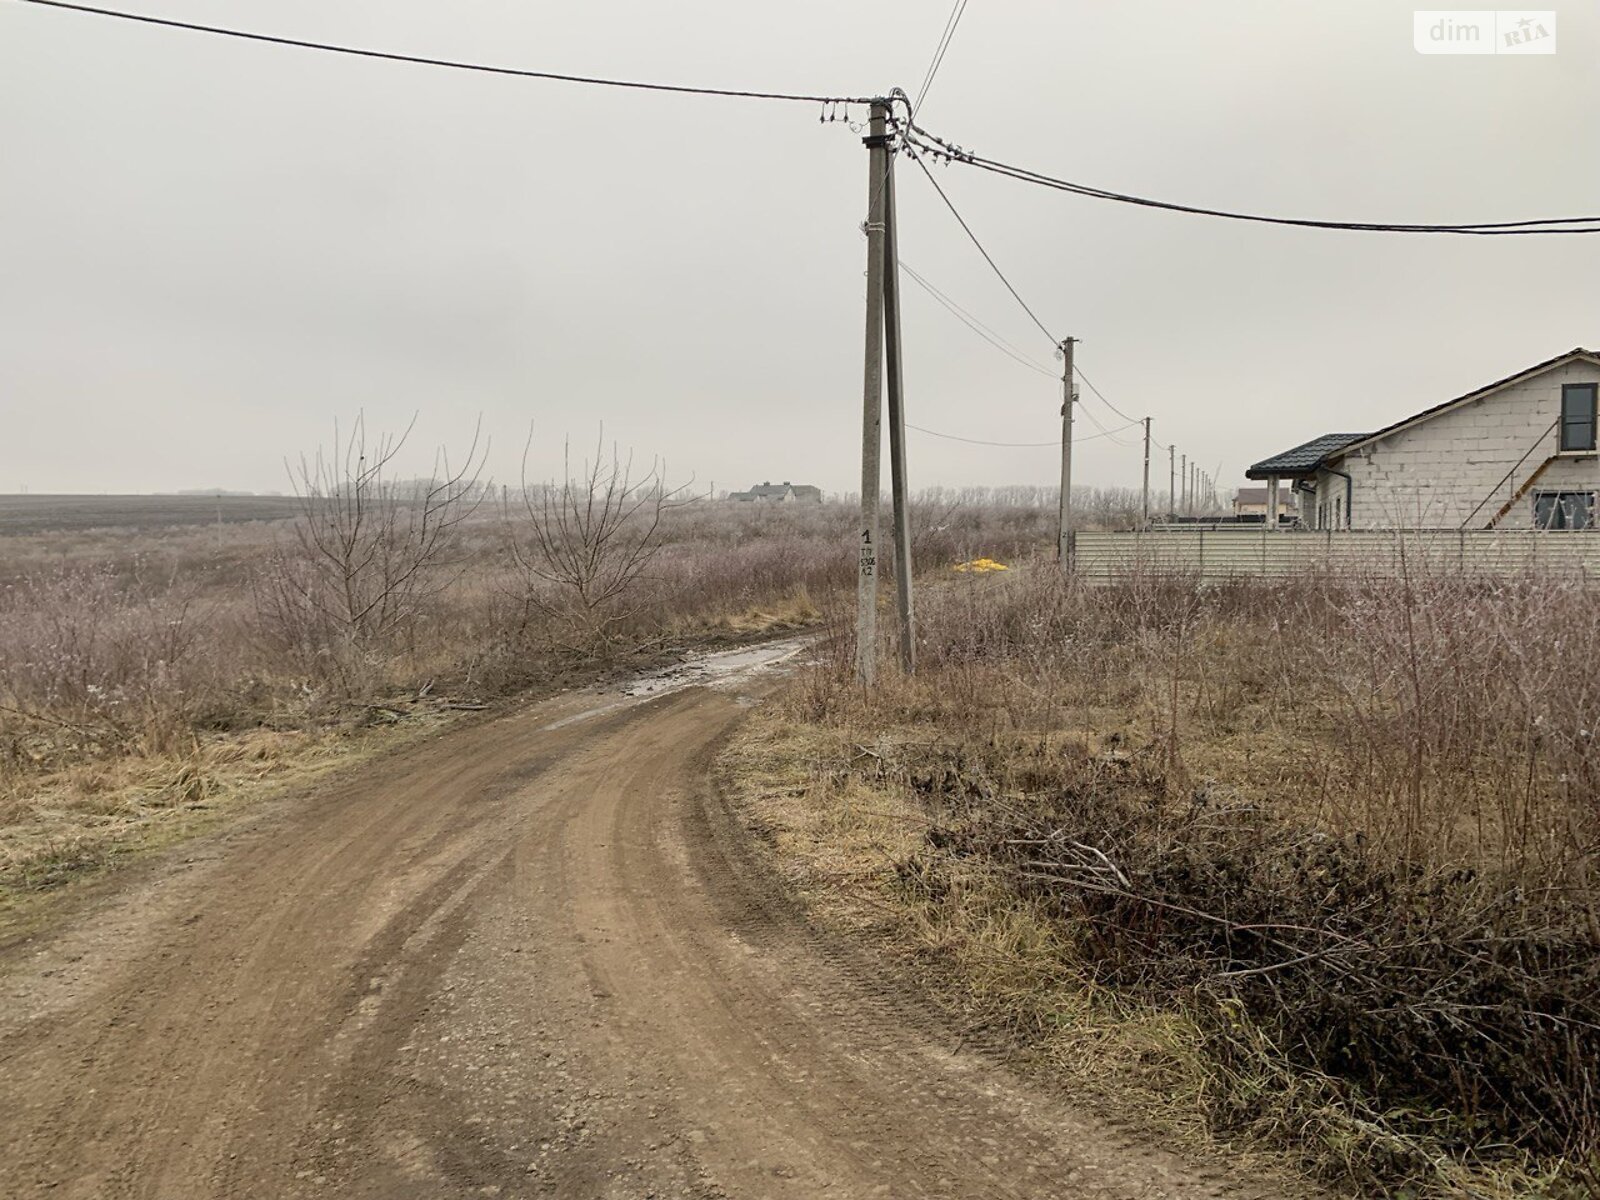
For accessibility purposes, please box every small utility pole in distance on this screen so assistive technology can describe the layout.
[855,98,890,686]
[1141,417,1152,528]
[1057,336,1077,573]
[881,132,915,674]
[1180,452,1188,516]
[1168,445,1176,520]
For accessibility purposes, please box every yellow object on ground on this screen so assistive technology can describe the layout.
[953,557,1009,573]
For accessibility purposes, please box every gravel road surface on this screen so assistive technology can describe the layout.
[0,642,1291,1199]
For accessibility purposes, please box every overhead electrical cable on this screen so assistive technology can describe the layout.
[1074,367,1139,425]
[21,1,1595,234]
[909,420,1141,448]
[1073,402,1140,448]
[905,146,1058,343]
[906,125,1600,235]
[904,147,1154,443]
[898,260,1057,379]
[12,0,878,106]
[910,0,969,120]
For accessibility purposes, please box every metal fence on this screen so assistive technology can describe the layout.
[1074,528,1600,580]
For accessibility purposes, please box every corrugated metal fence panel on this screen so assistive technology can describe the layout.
[1075,530,1600,580]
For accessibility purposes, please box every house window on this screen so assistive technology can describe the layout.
[1533,491,1595,530]
[1560,383,1597,452]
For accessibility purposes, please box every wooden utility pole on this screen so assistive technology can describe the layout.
[1141,417,1151,527]
[1057,336,1076,572]
[855,99,890,685]
[882,137,915,674]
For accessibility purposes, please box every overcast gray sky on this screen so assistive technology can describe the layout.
[2,1,1596,497]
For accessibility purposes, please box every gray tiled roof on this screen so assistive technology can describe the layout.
[1245,433,1368,480]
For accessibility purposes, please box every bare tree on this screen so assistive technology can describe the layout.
[505,433,690,647]
[258,414,487,687]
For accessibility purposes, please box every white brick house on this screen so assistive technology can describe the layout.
[1247,349,1600,530]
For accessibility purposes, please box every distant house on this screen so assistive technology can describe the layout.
[727,480,823,503]
[1232,486,1298,522]
[1246,348,1600,530]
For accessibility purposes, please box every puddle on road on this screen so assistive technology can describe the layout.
[621,639,808,697]
[537,638,809,732]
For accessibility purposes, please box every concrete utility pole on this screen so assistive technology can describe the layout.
[881,137,915,674]
[855,99,890,685]
[1141,417,1151,528]
[1056,336,1077,572]
[1168,445,1176,520]
[1180,452,1188,515]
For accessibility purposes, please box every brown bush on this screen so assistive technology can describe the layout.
[801,562,1600,1194]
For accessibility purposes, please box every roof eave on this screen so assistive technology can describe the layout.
[1339,347,1600,456]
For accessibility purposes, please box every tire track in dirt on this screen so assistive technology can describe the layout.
[0,642,1310,1199]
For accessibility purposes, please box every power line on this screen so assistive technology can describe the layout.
[907,125,1600,235]
[1073,400,1140,448]
[1074,367,1141,427]
[906,145,1059,343]
[14,0,878,106]
[912,2,961,112]
[24,1,1596,237]
[899,259,1147,449]
[909,419,1142,448]
[911,0,969,120]
[897,260,1057,378]
[903,149,1154,442]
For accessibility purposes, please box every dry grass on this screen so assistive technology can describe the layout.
[724,561,1600,1199]
[0,482,1090,925]
[0,716,444,940]
[0,496,862,927]
[720,709,1316,1191]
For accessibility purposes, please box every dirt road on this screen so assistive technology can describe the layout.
[0,643,1285,1199]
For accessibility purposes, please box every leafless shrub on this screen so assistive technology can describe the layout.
[0,564,222,769]
[503,434,690,651]
[255,415,487,691]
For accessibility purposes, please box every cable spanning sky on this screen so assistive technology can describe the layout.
[2,0,1596,496]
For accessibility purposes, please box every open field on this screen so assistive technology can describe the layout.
[0,483,1079,927]
[0,493,305,535]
